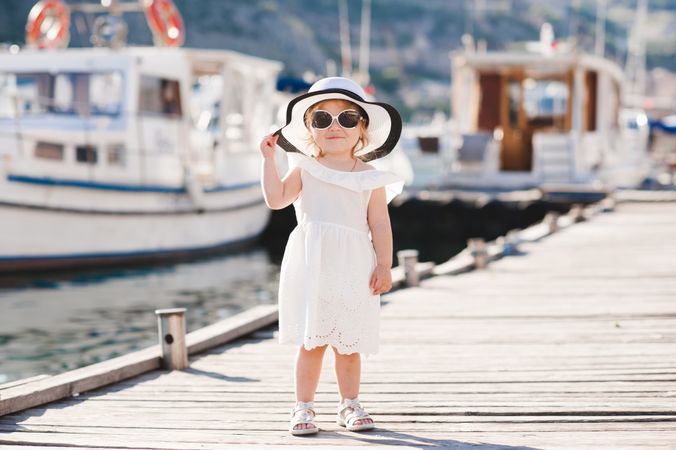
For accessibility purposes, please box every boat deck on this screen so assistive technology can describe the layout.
[1,201,675,449]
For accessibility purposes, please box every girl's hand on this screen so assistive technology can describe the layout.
[260,134,279,159]
[369,264,392,296]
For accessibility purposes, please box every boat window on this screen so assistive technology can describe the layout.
[53,73,89,115]
[107,143,126,166]
[191,75,221,133]
[610,80,621,130]
[508,80,521,128]
[584,72,597,131]
[139,76,182,117]
[34,141,64,160]
[477,73,502,131]
[76,145,98,164]
[90,72,123,115]
[0,73,51,117]
[522,79,568,130]
[0,74,13,117]
[0,72,123,118]
[223,70,248,150]
[418,136,439,154]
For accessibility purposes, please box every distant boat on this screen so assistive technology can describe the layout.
[0,0,282,272]
[398,112,461,190]
[406,24,652,201]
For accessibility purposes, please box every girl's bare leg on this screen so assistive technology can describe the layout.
[294,344,328,430]
[333,348,373,426]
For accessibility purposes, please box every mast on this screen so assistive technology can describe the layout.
[625,0,648,96]
[569,0,582,49]
[594,0,607,57]
[338,0,352,77]
[357,0,371,85]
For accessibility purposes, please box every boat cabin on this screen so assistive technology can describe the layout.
[450,51,632,189]
[0,47,281,189]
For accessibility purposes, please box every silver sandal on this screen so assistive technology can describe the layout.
[337,398,375,431]
[289,400,319,436]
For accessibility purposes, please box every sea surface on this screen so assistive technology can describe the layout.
[0,247,281,384]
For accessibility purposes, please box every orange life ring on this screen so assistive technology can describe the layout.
[144,0,185,47]
[25,0,70,49]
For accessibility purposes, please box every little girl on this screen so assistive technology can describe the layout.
[259,77,404,436]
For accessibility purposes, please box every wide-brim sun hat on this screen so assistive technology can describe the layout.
[274,77,402,162]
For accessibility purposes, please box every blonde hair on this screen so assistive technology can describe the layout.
[304,99,370,159]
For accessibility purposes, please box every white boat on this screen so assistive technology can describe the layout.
[398,112,461,190]
[408,26,652,200]
[0,0,282,272]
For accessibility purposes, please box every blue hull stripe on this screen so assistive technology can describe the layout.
[7,175,259,193]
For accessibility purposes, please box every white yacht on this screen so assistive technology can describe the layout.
[0,0,282,272]
[407,26,652,200]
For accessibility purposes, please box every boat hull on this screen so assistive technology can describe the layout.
[0,195,270,273]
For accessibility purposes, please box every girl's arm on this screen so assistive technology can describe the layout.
[260,134,302,210]
[367,187,393,295]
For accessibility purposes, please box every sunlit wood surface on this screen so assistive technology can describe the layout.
[1,201,675,449]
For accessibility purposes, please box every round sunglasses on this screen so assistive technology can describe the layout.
[311,109,362,130]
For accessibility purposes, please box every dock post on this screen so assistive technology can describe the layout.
[397,249,420,287]
[544,212,560,234]
[155,308,189,370]
[600,196,616,212]
[504,230,521,255]
[468,238,488,269]
[570,204,585,222]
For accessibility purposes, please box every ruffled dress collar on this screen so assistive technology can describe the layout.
[287,152,405,204]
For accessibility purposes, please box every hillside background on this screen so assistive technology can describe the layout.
[1,0,674,120]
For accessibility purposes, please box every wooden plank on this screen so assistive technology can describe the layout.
[4,420,676,434]
[4,430,676,448]
[186,305,278,354]
[0,346,160,417]
[5,413,676,427]
[0,375,51,391]
[0,446,125,450]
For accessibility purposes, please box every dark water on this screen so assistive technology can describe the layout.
[0,199,568,384]
[0,249,280,384]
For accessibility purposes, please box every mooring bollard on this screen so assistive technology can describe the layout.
[504,230,521,255]
[570,204,585,222]
[495,235,506,253]
[507,230,521,253]
[397,249,419,287]
[544,212,560,234]
[467,238,488,269]
[155,308,189,370]
[600,196,616,212]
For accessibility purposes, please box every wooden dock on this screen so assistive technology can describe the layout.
[1,199,676,449]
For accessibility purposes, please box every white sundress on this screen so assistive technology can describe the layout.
[277,152,405,356]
